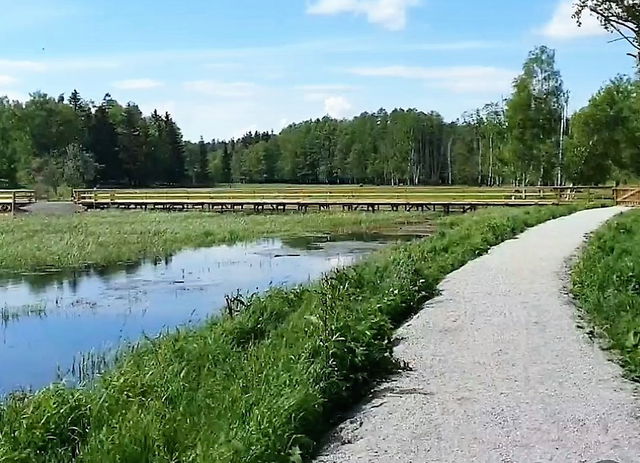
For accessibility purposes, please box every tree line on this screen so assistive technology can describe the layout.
[0,91,188,193]
[205,45,639,187]
[1,44,639,193]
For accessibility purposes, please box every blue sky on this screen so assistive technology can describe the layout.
[0,0,634,141]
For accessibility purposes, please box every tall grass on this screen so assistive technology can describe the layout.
[572,209,640,379]
[0,206,578,462]
[0,211,424,274]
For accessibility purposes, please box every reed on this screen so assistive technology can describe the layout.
[0,211,425,274]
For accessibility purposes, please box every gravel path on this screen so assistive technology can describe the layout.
[317,207,640,463]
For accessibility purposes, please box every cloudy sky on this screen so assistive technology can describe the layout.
[0,0,633,141]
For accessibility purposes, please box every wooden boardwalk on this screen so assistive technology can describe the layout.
[72,186,614,213]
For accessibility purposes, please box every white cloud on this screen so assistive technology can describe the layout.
[307,0,419,31]
[0,58,119,74]
[297,84,355,92]
[349,65,516,93]
[298,84,357,102]
[112,78,164,90]
[324,96,353,118]
[0,75,17,86]
[411,41,504,51]
[0,59,47,72]
[540,0,608,39]
[183,80,258,98]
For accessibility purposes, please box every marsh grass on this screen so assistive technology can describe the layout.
[572,209,640,380]
[0,206,579,462]
[0,211,426,274]
[0,303,46,326]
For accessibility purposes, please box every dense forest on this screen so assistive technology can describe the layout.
[1,44,639,194]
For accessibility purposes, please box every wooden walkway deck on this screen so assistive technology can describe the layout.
[72,186,614,213]
[0,190,36,213]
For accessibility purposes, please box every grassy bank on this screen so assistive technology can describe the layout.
[0,206,578,462]
[572,209,640,380]
[0,211,425,274]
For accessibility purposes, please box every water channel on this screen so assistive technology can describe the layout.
[0,233,409,394]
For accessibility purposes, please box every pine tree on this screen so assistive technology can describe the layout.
[118,103,148,186]
[165,113,185,185]
[89,104,120,184]
[221,142,232,183]
[198,136,210,184]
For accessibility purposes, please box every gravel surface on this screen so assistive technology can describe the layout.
[317,207,640,463]
[23,201,82,215]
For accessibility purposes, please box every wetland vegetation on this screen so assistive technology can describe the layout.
[0,206,579,462]
[0,211,425,274]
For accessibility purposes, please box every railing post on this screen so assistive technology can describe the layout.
[11,191,16,217]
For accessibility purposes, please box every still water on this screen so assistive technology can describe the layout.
[0,234,399,394]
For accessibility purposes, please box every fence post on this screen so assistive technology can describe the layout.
[11,191,16,217]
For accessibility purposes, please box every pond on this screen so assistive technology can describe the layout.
[0,233,410,395]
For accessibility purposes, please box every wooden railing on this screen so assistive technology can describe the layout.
[0,190,36,213]
[73,186,614,208]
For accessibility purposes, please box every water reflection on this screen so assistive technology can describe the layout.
[0,234,399,394]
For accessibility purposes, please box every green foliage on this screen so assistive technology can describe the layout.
[61,144,98,188]
[566,76,640,184]
[0,206,577,462]
[0,91,188,193]
[572,210,640,379]
[506,46,567,186]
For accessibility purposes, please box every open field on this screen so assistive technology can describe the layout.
[0,211,427,274]
[0,205,580,463]
[573,209,640,380]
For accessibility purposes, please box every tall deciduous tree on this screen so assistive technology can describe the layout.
[506,46,566,186]
[567,76,639,184]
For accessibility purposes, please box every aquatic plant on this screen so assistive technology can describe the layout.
[0,303,46,326]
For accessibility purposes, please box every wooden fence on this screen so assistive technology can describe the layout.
[614,187,640,206]
[0,190,36,213]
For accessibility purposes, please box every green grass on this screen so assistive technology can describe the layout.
[0,205,579,462]
[0,211,425,274]
[572,209,640,380]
